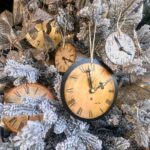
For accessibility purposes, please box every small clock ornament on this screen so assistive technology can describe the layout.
[3,83,54,133]
[55,43,77,73]
[61,23,118,120]
[105,32,136,65]
[55,20,77,73]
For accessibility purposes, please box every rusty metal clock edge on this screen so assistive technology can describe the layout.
[61,58,118,122]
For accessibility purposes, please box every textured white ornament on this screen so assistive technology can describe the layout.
[105,32,135,65]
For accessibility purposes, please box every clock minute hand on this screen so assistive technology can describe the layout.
[114,36,132,56]
[95,78,112,91]
[87,67,95,93]
[103,78,112,87]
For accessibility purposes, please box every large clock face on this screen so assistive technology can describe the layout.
[105,32,135,65]
[61,59,118,120]
[3,83,54,133]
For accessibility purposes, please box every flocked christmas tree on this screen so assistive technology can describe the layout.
[0,0,149,150]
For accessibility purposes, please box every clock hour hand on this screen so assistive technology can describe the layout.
[62,57,73,63]
[114,36,132,56]
[63,58,67,64]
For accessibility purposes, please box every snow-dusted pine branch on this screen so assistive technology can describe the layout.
[4,59,39,83]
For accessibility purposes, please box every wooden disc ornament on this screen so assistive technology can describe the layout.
[26,20,62,50]
[3,83,54,133]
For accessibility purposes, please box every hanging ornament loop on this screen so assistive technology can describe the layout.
[116,11,126,35]
[62,18,67,48]
[58,17,67,48]
[88,21,97,65]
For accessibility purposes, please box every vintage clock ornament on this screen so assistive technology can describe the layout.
[3,83,54,133]
[105,32,136,65]
[26,20,62,50]
[55,43,77,73]
[55,20,77,73]
[61,58,118,120]
[61,23,118,120]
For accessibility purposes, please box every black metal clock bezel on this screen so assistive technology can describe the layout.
[61,58,118,121]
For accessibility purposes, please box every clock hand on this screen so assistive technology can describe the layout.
[114,36,132,56]
[114,36,122,49]
[87,66,95,93]
[62,57,74,63]
[119,47,132,56]
[103,78,113,87]
[95,78,112,91]
[63,58,67,64]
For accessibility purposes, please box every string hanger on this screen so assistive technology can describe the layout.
[116,11,126,35]
[88,21,97,64]
[58,17,67,48]
[62,18,67,48]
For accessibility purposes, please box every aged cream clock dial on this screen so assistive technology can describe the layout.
[3,114,43,133]
[26,21,62,50]
[3,83,54,133]
[105,32,135,65]
[55,43,77,73]
[4,83,54,103]
[61,58,118,120]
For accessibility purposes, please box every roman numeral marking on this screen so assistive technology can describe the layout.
[24,84,29,94]
[14,90,21,97]
[89,111,93,118]
[77,108,82,116]
[109,89,114,93]
[100,108,103,113]
[68,99,76,107]
[41,93,47,98]
[105,99,112,105]
[34,87,39,95]
[18,122,24,130]
[95,102,101,105]
[70,75,78,80]
[9,117,17,126]
[66,88,73,93]
[79,65,86,73]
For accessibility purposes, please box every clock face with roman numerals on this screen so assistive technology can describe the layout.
[3,83,54,132]
[26,20,62,50]
[55,43,77,73]
[4,83,53,103]
[61,59,118,120]
[3,114,43,133]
